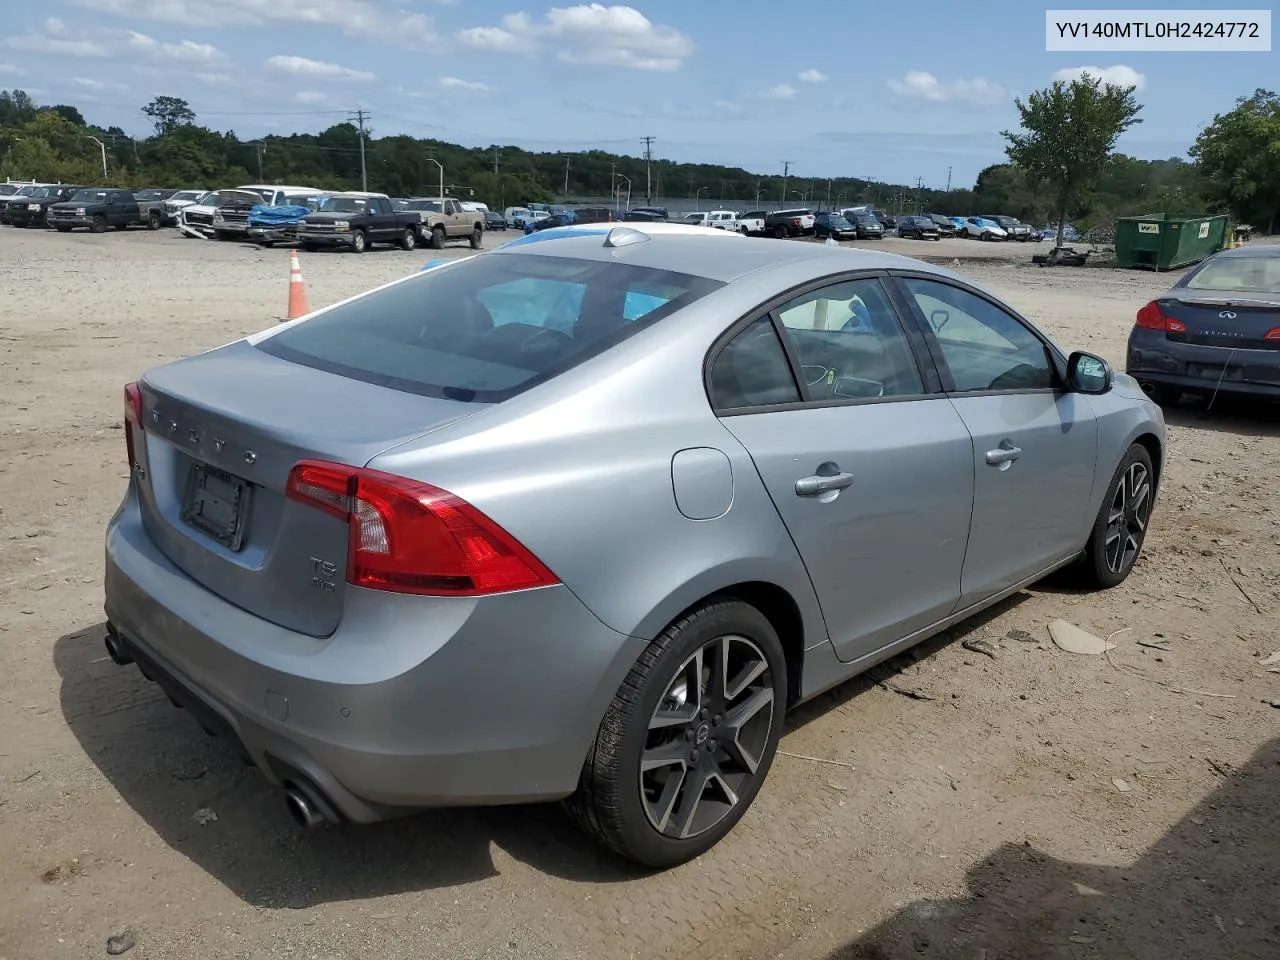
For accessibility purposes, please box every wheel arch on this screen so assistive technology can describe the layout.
[635,577,819,708]
[1132,430,1163,495]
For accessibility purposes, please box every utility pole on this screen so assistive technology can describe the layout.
[492,147,500,177]
[641,135,654,205]
[780,161,791,209]
[946,166,952,193]
[348,108,369,191]
[249,141,265,180]
[563,155,570,197]
[610,162,616,204]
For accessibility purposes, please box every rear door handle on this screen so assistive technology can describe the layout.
[985,442,1022,466]
[795,472,855,496]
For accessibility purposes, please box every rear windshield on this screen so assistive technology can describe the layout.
[258,253,723,402]
[1184,256,1280,295]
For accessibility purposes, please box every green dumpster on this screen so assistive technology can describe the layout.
[1114,213,1229,271]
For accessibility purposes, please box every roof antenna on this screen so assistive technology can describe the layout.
[603,226,649,248]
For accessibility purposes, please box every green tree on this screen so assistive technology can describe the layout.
[141,95,196,137]
[1190,88,1280,233]
[1002,73,1143,246]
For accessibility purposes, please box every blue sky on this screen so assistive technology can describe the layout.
[0,0,1273,188]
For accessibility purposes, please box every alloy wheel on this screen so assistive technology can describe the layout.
[1105,462,1151,574]
[640,634,775,840]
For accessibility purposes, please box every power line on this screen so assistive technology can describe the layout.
[347,108,369,191]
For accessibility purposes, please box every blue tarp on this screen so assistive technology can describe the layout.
[247,203,318,227]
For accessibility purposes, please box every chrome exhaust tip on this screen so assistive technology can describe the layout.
[285,786,327,828]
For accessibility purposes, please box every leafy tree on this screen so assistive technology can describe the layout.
[49,104,86,126]
[1003,73,1143,246]
[141,95,196,137]
[1190,89,1280,233]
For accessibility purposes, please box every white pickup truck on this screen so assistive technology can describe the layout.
[681,210,740,232]
[736,210,767,235]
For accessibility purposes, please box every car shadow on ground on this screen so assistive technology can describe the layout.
[823,735,1279,959]
[1160,393,1280,438]
[54,595,1026,908]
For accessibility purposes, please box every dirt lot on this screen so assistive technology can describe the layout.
[1,226,1277,960]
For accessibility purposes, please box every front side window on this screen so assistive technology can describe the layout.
[775,279,925,401]
[260,253,722,402]
[902,278,1054,392]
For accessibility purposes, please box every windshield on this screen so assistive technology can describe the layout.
[0,185,16,195]
[13,186,37,197]
[1184,256,1280,295]
[258,253,723,402]
[27,187,55,199]
[284,194,323,208]
[135,190,166,200]
[70,189,108,203]
[172,191,201,202]
[319,197,369,213]
[202,193,225,207]
[406,199,442,212]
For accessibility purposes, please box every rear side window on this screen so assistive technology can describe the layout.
[710,317,801,410]
[259,253,722,402]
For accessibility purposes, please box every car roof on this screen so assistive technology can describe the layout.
[493,226,963,284]
[1211,243,1280,259]
[328,191,389,198]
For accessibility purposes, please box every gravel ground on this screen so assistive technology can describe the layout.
[0,226,1277,960]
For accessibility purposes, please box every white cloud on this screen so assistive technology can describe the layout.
[195,70,234,85]
[295,91,327,104]
[439,76,492,92]
[456,26,523,51]
[759,83,797,101]
[74,0,439,49]
[459,4,694,71]
[266,55,374,81]
[74,76,105,89]
[5,18,226,63]
[886,70,1008,106]
[798,69,827,84]
[1051,64,1146,91]
[0,63,26,75]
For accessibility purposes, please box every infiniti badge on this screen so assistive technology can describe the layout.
[1219,311,1237,319]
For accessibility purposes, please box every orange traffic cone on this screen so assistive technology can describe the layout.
[286,249,309,320]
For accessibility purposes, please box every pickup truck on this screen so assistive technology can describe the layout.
[402,197,485,249]
[296,192,425,253]
[6,184,81,227]
[133,189,179,229]
[46,187,154,233]
[213,184,326,240]
[764,208,816,238]
[736,210,767,235]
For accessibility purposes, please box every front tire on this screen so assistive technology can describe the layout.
[469,226,483,250]
[349,229,367,253]
[430,226,445,250]
[91,215,108,234]
[1080,444,1155,589]
[566,598,786,868]
[147,212,161,230]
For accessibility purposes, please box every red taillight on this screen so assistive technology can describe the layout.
[124,382,143,467]
[286,460,559,597]
[1265,327,1280,341]
[1134,301,1185,333]
[791,218,802,226]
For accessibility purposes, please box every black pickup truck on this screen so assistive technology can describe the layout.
[46,188,147,233]
[7,184,82,227]
[295,192,424,252]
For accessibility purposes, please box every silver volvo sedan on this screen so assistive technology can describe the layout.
[104,224,1165,867]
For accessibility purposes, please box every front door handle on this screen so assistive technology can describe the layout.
[984,441,1022,466]
[795,472,855,496]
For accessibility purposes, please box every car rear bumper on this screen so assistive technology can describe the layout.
[104,489,646,821]
[1127,334,1280,396]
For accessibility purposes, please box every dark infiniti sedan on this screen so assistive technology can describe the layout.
[1127,245,1280,405]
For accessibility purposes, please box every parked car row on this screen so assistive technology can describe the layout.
[0,183,185,232]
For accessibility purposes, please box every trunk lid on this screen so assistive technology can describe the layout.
[134,340,479,637]
[1163,295,1280,350]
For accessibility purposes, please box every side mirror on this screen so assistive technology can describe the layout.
[1067,351,1112,394]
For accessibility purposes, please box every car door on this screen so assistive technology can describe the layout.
[892,274,1098,605]
[710,275,975,663]
[110,190,133,226]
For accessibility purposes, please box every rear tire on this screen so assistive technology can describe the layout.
[399,227,417,251]
[565,598,786,868]
[1080,444,1155,589]
[469,226,483,250]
